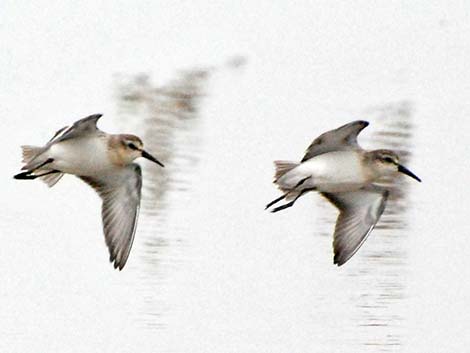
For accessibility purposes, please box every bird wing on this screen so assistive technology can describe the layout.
[79,163,142,270]
[321,185,389,266]
[47,114,103,145]
[301,120,369,162]
[20,114,104,171]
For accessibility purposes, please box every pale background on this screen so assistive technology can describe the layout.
[1,1,469,352]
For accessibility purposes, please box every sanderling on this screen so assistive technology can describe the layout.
[266,120,420,266]
[14,114,164,270]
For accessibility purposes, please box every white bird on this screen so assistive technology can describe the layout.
[14,114,164,270]
[266,120,421,266]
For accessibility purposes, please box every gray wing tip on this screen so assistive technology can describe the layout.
[357,120,369,126]
[109,253,128,271]
[86,113,103,119]
[76,113,103,126]
[334,257,342,266]
[350,120,369,131]
[348,120,368,127]
[333,256,342,266]
[337,120,369,129]
[105,223,136,272]
[333,251,352,266]
[106,236,128,271]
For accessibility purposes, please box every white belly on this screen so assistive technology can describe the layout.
[48,137,115,176]
[279,151,368,192]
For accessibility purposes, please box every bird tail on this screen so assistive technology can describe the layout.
[19,145,64,187]
[273,160,299,182]
[21,145,43,164]
[20,145,49,171]
[39,171,64,187]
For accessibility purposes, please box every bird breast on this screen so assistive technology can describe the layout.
[48,137,116,176]
[297,151,369,192]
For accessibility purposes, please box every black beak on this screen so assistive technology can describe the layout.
[141,150,164,167]
[397,164,421,182]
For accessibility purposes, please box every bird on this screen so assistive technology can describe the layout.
[265,120,421,266]
[14,114,164,270]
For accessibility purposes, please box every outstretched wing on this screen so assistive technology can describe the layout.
[321,185,389,266]
[301,120,369,162]
[79,163,142,270]
[47,114,103,145]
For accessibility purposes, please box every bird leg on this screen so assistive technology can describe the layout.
[33,170,61,179]
[265,194,287,210]
[14,158,54,180]
[270,187,316,213]
[265,176,311,210]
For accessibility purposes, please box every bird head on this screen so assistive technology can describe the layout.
[368,149,420,182]
[111,134,164,167]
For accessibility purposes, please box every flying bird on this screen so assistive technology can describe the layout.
[14,114,164,270]
[266,120,421,266]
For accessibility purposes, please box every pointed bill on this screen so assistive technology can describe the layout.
[141,150,164,167]
[397,164,421,182]
[321,185,389,266]
[79,164,142,270]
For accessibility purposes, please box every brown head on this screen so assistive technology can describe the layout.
[108,134,164,167]
[365,149,421,182]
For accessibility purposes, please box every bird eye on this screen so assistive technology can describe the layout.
[128,143,138,150]
[384,157,394,163]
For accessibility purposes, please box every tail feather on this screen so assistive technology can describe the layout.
[274,160,299,181]
[21,145,43,164]
[39,171,64,188]
[19,145,64,187]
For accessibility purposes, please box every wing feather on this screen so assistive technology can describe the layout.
[301,120,369,161]
[321,185,388,266]
[79,163,142,270]
[48,114,103,145]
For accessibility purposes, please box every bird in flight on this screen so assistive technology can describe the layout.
[14,114,164,270]
[266,120,421,266]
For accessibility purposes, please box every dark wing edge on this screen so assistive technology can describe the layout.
[49,114,103,145]
[301,120,369,162]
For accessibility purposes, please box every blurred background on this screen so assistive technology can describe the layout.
[1,1,469,352]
